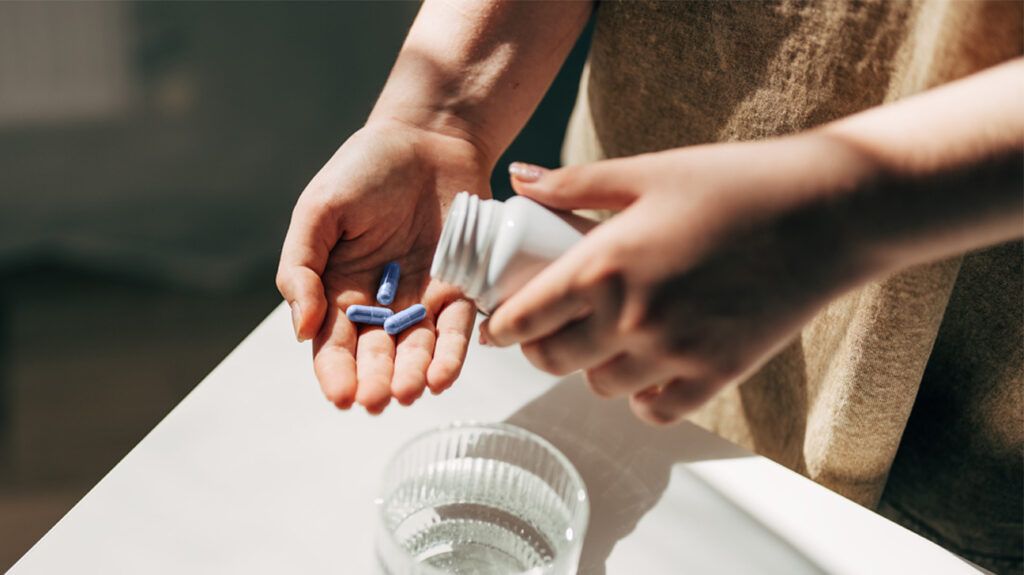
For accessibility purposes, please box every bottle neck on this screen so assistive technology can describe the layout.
[430,192,502,301]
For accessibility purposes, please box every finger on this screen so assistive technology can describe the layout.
[483,205,643,349]
[482,292,591,349]
[387,270,436,405]
[312,305,358,409]
[520,312,620,375]
[628,379,718,426]
[518,279,622,375]
[585,353,676,398]
[277,200,338,341]
[483,238,602,347]
[354,328,396,414]
[391,317,436,405]
[508,159,643,211]
[427,298,476,393]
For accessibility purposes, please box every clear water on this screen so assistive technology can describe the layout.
[380,457,574,574]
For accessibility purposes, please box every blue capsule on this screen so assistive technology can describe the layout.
[346,305,394,326]
[376,261,401,305]
[383,304,427,335]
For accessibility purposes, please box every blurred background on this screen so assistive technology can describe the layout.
[0,2,589,568]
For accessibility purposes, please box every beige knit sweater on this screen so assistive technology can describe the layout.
[561,1,1022,571]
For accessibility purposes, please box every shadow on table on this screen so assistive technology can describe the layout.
[505,373,824,575]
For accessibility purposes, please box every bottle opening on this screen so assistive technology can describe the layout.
[431,192,499,301]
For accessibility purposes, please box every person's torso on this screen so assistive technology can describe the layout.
[562,1,1023,569]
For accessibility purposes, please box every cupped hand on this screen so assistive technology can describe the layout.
[277,121,491,413]
[483,136,873,425]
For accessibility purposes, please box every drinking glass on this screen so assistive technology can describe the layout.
[375,422,589,575]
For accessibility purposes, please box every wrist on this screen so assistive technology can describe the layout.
[765,132,890,296]
[368,61,506,169]
[362,110,495,174]
[369,103,498,168]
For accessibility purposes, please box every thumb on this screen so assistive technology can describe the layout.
[508,159,642,211]
[277,265,328,343]
[277,202,333,342]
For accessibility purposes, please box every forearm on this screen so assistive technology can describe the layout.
[817,58,1024,277]
[368,0,592,166]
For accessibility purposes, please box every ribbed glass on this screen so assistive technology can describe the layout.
[375,422,589,575]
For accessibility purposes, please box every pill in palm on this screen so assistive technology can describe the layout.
[346,305,394,326]
[383,304,427,336]
[376,261,401,305]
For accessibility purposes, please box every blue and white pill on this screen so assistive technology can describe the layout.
[376,261,401,306]
[383,304,427,336]
[346,305,394,326]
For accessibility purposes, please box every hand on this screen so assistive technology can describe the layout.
[277,121,490,413]
[482,136,875,425]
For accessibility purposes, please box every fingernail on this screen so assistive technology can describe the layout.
[479,330,492,347]
[289,301,304,342]
[509,162,546,183]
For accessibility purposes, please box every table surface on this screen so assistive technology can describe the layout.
[9,303,981,574]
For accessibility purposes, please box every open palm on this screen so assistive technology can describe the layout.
[278,122,491,412]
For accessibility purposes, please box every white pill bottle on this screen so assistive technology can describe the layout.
[430,191,592,313]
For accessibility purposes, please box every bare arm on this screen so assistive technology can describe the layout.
[819,57,1023,277]
[481,57,1023,425]
[277,0,593,412]
[370,0,593,165]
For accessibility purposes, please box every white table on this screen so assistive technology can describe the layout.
[9,304,981,574]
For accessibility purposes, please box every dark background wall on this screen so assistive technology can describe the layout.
[0,2,590,569]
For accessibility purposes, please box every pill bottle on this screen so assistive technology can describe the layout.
[431,191,593,313]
